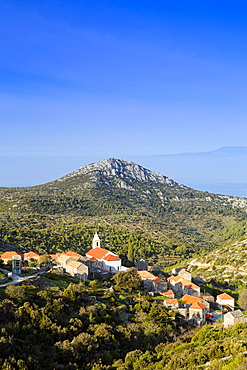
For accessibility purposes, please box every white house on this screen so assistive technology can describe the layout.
[101,253,122,272]
[1,251,22,264]
[216,293,235,309]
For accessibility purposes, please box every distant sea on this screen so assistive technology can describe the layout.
[188,183,247,198]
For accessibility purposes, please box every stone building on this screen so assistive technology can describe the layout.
[138,270,167,292]
[164,298,179,308]
[162,290,175,299]
[136,259,148,271]
[178,268,192,281]
[167,275,200,297]
[23,251,40,263]
[224,310,245,328]
[65,260,88,280]
[188,302,206,325]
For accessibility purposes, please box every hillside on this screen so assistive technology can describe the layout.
[188,221,247,286]
[1,158,247,257]
[1,273,247,370]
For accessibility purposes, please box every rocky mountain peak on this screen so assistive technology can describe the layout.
[59,158,176,185]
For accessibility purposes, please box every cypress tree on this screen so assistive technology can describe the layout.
[127,241,135,267]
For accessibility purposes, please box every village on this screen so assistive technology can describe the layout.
[0,232,245,329]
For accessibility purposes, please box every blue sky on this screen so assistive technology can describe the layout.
[1,0,247,186]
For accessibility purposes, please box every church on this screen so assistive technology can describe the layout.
[86,232,123,272]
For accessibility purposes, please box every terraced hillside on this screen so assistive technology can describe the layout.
[188,220,247,285]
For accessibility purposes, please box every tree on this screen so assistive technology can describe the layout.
[112,268,142,291]
[127,242,135,267]
[238,290,247,311]
[40,254,51,265]
[5,285,25,300]
[29,258,38,267]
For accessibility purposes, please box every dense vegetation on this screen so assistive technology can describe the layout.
[0,220,167,263]
[1,271,247,370]
[0,271,181,370]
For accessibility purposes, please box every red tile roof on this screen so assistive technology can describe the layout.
[162,290,174,297]
[24,251,40,258]
[1,251,22,260]
[181,294,202,304]
[138,270,156,279]
[217,293,234,300]
[165,298,178,305]
[86,247,110,260]
[167,275,183,282]
[179,279,199,290]
[66,251,81,258]
[152,277,162,284]
[87,257,97,262]
[190,302,206,310]
[103,254,121,261]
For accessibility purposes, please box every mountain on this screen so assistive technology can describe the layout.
[207,146,247,156]
[157,146,247,157]
[58,158,176,186]
[1,157,247,215]
[1,158,247,255]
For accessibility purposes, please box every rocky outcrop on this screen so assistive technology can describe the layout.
[58,158,177,186]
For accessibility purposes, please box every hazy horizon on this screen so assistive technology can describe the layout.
[1,2,247,196]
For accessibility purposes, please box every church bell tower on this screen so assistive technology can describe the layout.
[92,232,100,249]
